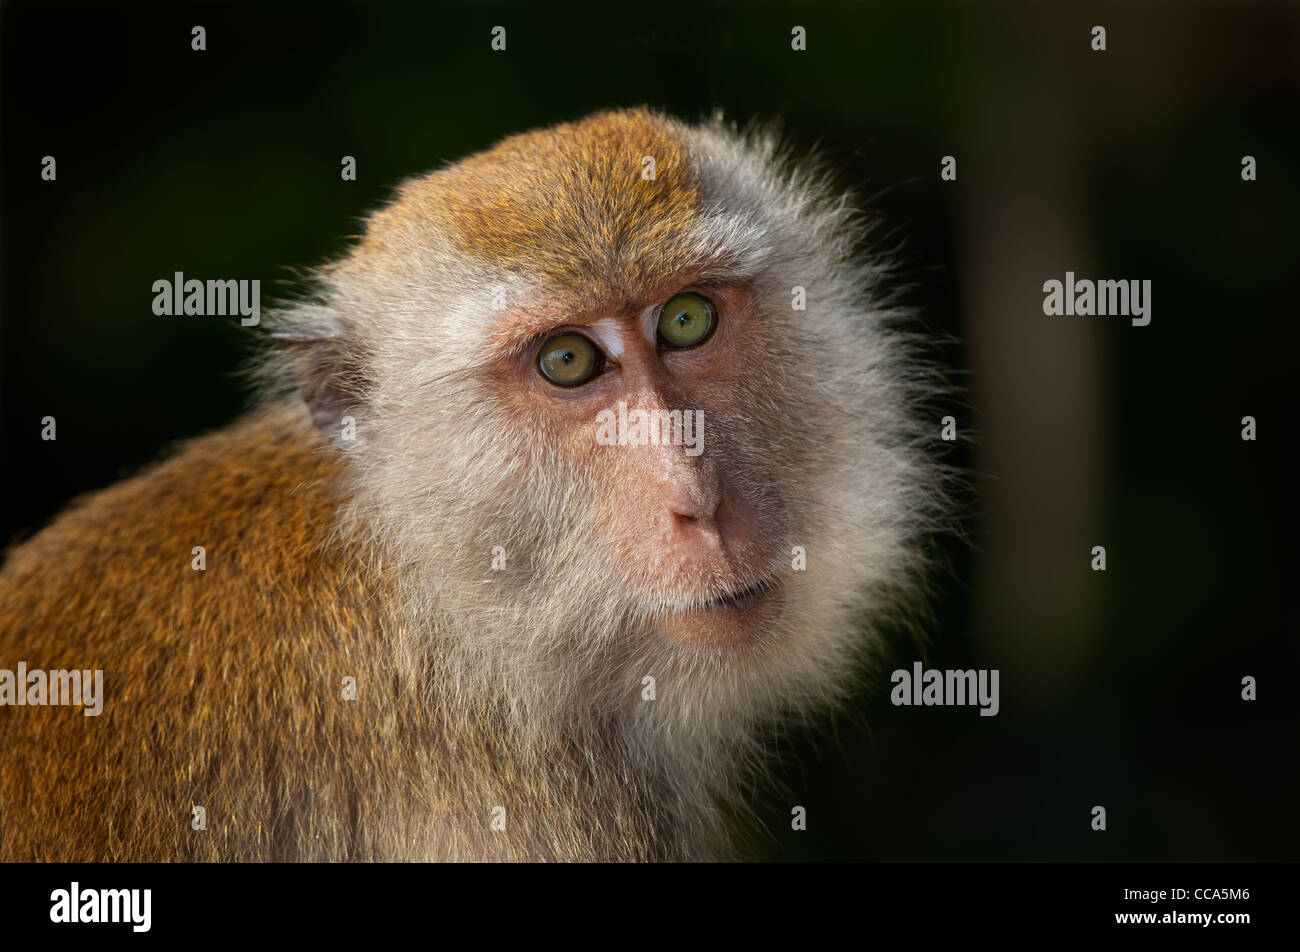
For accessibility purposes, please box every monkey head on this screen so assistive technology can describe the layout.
[267,108,947,746]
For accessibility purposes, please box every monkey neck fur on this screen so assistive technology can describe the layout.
[273,402,765,860]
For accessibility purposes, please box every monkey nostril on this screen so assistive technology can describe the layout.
[651,456,725,533]
[664,490,721,527]
[660,497,728,560]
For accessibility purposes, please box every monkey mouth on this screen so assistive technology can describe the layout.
[698,577,774,613]
[669,573,784,618]
[658,575,786,649]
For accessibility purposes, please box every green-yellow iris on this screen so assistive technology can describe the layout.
[538,332,602,387]
[658,292,716,349]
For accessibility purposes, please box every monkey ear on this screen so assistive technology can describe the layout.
[270,307,369,434]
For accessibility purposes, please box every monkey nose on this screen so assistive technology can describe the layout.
[662,479,721,526]
[654,506,724,565]
[655,472,738,563]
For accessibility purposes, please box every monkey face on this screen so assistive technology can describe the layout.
[275,109,942,721]
[496,280,795,652]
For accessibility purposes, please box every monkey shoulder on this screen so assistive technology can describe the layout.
[0,402,367,653]
[0,402,398,860]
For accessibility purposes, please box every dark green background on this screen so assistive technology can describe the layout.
[2,1,1295,860]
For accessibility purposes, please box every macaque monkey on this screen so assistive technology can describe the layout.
[0,109,950,861]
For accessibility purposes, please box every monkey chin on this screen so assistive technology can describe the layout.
[658,578,787,651]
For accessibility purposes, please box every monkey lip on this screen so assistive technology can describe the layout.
[696,577,774,613]
[657,575,786,650]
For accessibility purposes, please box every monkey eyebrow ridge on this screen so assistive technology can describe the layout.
[483,305,641,363]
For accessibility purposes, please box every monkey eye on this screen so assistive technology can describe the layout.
[537,332,604,387]
[657,292,717,349]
